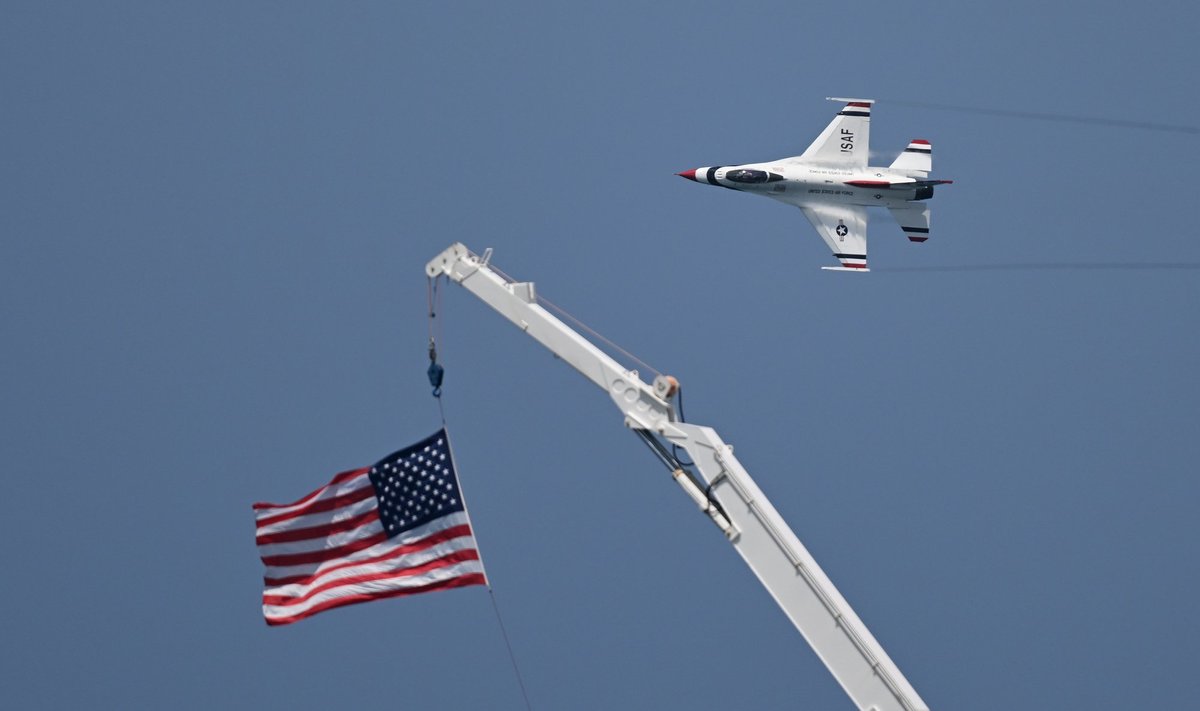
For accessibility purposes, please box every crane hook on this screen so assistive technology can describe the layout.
[427,338,444,398]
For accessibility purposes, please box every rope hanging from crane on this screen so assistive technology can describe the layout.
[427,276,445,399]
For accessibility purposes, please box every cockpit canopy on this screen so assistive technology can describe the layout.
[725,169,784,184]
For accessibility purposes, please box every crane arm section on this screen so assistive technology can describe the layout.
[425,243,929,711]
[425,243,675,433]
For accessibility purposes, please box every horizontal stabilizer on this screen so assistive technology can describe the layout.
[888,204,932,243]
[890,139,933,176]
[821,266,871,273]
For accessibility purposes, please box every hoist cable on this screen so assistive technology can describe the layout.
[487,263,662,379]
[423,278,532,709]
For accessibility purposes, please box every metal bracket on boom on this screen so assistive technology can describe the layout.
[425,243,930,711]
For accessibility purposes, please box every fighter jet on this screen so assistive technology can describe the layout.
[677,98,951,272]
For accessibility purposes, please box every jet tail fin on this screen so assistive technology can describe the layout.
[791,99,874,169]
[889,139,932,177]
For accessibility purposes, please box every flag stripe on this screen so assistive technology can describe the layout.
[265,527,479,593]
[263,547,482,607]
[255,491,377,538]
[252,467,371,513]
[254,482,377,529]
[259,518,387,567]
[263,562,487,625]
[262,512,472,585]
[255,503,380,545]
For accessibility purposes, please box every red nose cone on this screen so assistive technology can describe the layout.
[676,169,698,181]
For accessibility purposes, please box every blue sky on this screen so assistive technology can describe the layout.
[3,2,1198,709]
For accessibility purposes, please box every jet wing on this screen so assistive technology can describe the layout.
[799,203,870,271]
[789,98,873,169]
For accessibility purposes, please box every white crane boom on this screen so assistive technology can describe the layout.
[425,243,930,711]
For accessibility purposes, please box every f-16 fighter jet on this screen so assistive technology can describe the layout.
[677,98,951,272]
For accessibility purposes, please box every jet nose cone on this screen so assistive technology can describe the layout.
[676,169,698,181]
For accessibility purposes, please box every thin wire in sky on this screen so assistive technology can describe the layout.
[875,262,1200,273]
[882,99,1200,135]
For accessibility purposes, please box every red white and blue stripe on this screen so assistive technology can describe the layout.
[253,429,486,626]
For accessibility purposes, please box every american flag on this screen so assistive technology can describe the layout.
[253,429,487,626]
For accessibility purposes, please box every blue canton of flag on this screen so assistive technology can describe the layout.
[372,434,465,536]
[254,429,487,626]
